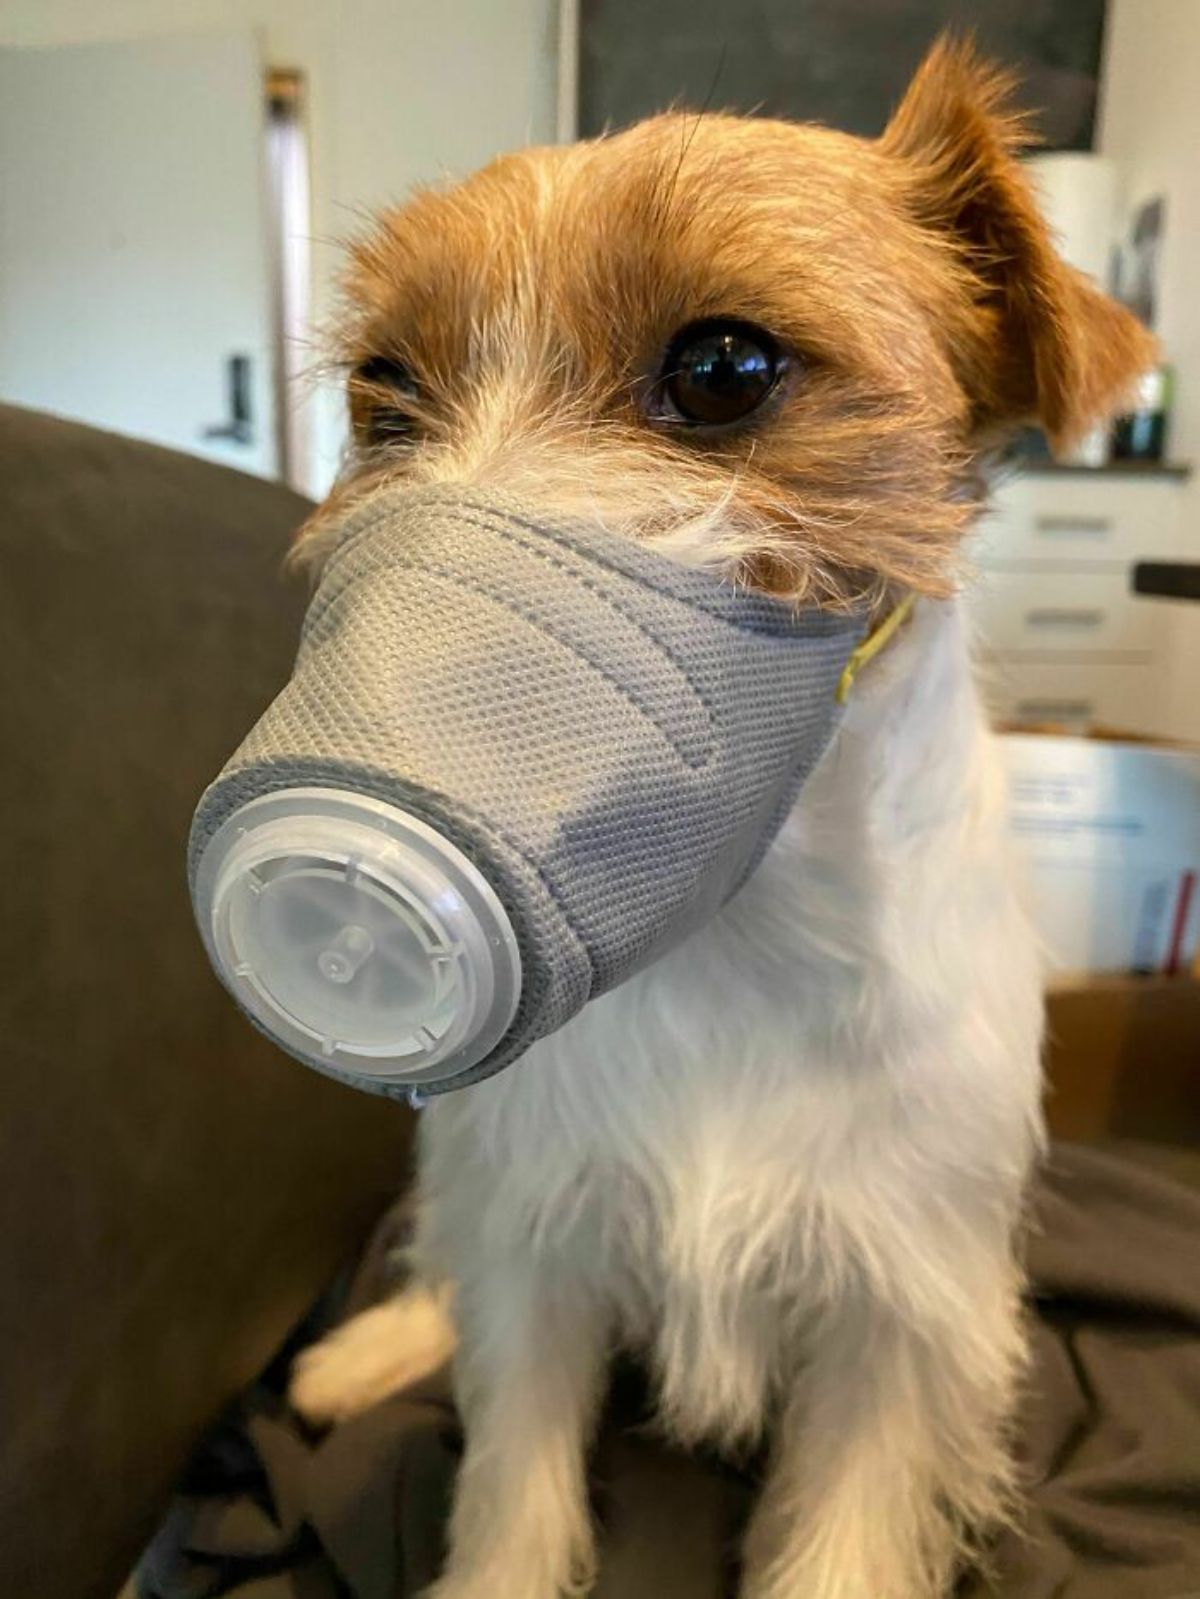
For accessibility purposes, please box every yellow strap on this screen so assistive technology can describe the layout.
[835,593,917,705]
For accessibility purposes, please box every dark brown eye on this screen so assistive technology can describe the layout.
[352,354,420,446]
[659,319,781,426]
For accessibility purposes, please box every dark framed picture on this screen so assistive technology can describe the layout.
[571,0,1108,151]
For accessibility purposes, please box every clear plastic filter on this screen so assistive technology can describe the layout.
[191,788,522,1089]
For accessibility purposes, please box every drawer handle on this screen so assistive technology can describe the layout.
[1034,515,1112,535]
[1015,698,1094,720]
[1024,607,1105,628]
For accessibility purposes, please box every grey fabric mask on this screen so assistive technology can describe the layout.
[189,488,867,1098]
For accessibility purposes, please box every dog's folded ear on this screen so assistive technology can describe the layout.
[881,35,1156,449]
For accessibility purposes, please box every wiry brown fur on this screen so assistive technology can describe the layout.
[298,37,1153,611]
[881,43,1155,447]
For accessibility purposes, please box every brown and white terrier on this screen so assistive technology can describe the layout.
[290,39,1153,1599]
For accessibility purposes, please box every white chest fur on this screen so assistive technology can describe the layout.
[417,599,1044,1447]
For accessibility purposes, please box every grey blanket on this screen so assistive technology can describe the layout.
[137,1143,1200,1599]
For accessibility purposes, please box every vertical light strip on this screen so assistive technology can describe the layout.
[556,0,581,143]
[265,71,314,494]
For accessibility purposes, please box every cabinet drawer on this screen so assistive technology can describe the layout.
[975,475,1184,566]
[978,658,1161,734]
[970,569,1157,657]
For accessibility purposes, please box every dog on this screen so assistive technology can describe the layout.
[289,39,1153,1599]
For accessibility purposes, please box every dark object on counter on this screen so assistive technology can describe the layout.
[1007,424,1055,463]
[1112,363,1173,462]
[1134,561,1200,603]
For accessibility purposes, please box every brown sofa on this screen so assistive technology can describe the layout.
[4,405,1197,1599]
[0,407,412,1599]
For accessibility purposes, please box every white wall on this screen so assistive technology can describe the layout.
[1099,0,1200,741]
[0,0,560,492]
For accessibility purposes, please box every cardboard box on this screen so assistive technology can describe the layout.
[1044,973,1200,1144]
[1000,733,1200,975]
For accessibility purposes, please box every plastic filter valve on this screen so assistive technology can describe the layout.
[191,788,522,1091]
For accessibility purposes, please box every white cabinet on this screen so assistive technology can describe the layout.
[973,568,1158,657]
[968,467,1192,734]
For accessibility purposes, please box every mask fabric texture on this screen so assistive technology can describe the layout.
[189,487,868,1094]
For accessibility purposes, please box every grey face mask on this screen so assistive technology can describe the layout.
[188,488,867,1099]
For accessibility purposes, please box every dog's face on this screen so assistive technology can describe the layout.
[303,40,1152,606]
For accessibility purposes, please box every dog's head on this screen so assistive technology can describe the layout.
[302,37,1153,607]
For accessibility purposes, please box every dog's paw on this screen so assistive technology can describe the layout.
[421,1542,595,1599]
[421,1580,558,1599]
[421,1578,583,1599]
[420,1583,499,1599]
[289,1283,456,1425]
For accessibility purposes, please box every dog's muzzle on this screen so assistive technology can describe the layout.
[188,487,867,1098]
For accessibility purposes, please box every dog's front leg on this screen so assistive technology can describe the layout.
[739,1269,1023,1599]
[426,1250,608,1599]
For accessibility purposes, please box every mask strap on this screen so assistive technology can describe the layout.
[835,593,917,705]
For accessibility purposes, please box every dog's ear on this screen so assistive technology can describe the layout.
[881,36,1156,448]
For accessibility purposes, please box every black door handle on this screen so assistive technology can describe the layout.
[203,354,255,445]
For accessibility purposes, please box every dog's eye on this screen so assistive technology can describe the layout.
[658,320,782,427]
[352,354,421,446]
